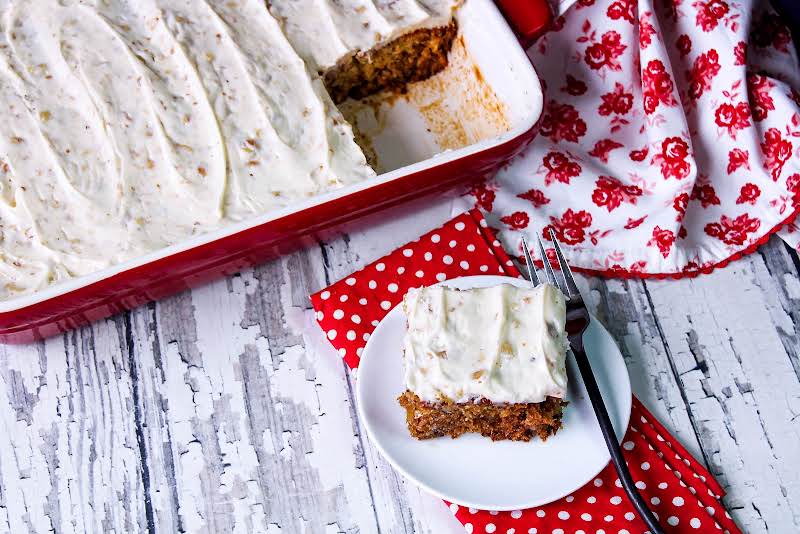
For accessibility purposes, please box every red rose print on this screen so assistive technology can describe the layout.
[648,226,676,258]
[639,12,656,48]
[625,215,647,229]
[734,41,746,66]
[687,49,720,100]
[468,181,496,212]
[676,34,692,57]
[751,13,791,53]
[562,74,588,96]
[591,176,643,212]
[584,31,626,71]
[517,189,550,208]
[642,60,677,114]
[545,209,593,245]
[736,183,761,205]
[691,183,720,208]
[654,137,691,180]
[577,0,596,6]
[693,0,729,32]
[787,174,800,205]
[629,147,649,161]
[607,0,635,23]
[500,211,530,230]
[679,226,688,239]
[589,139,624,163]
[726,148,750,174]
[598,82,633,116]
[673,193,689,220]
[747,73,775,122]
[714,102,750,138]
[761,128,793,181]
[663,0,683,20]
[540,102,587,143]
[541,151,582,186]
[704,213,761,245]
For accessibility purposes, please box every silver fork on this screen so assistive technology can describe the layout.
[522,231,665,534]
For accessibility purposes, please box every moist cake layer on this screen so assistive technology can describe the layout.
[0,0,459,301]
[403,284,568,404]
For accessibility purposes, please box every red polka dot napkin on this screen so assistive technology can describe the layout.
[310,209,741,534]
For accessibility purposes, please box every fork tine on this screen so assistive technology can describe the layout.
[534,233,559,288]
[521,237,540,287]
[548,228,580,298]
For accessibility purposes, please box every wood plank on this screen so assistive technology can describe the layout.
[643,237,800,533]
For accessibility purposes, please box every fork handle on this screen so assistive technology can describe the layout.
[570,345,666,534]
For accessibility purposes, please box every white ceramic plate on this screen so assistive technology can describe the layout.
[356,275,632,511]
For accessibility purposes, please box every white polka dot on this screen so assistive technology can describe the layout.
[575,531,585,534]
[460,261,470,269]
[339,294,348,302]
[651,497,660,505]
[415,270,424,278]
[635,481,646,490]
[673,496,684,507]
[667,516,679,526]
[469,508,477,515]
[610,496,622,505]
[604,515,614,522]
[375,262,385,271]
[368,280,377,289]
[397,267,405,275]
[356,348,363,356]
[614,479,622,488]
[351,314,361,324]
[380,301,391,310]
[536,510,545,518]
[641,462,650,470]
[436,273,446,281]
[344,330,354,341]
[480,265,489,272]
[315,311,324,320]
[479,218,488,227]
[489,511,498,516]
[596,531,605,534]
[363,333,370,341]
[449,503,458,514]
[333,309,344,320]
[359,298,367,305]
[619,530,630,534]
[510,510,522,519]
[593,479,603,487]
[455,222,466,231]
[465,524,473,534]
[443,255,453,264]
[403,248,413,257]
[624,512,635,520]
[690,518,701,529]
[467,244,476,252]
[557,511,569,520]
[338,348,346,356]
[320,291,330,300]
[565,496,574,503]
[552,530,563,534]
[388,283,399,293]
[622,441,634,451]
[327,329,337,340]
[506,530,515,534]
[581,513,592,521]
[493,239,500,246]
[424,252,433,261]
[658,482,668,490]
[431,233,441,243]
[449,239,457,248]
[345,277,356,286]
[706,506,715,515]
[587,496,597,504]
[371,320,378,327]
[485,524,496,533]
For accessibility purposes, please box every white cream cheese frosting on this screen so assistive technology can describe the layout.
[403,284,569,404]
[0,0,458,301]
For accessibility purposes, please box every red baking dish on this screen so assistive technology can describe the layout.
[0,0,548,343]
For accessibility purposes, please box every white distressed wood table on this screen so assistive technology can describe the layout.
[1,198,798,534]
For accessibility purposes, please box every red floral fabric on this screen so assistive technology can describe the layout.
[465,0,800,277]
[310,209,741,533]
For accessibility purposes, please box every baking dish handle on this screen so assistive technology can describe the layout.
[494,0,553,48]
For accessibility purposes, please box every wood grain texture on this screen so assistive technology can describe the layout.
[0,194,798,534]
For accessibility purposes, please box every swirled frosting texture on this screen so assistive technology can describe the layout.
[0,0,455,300]
[403,284,569,404]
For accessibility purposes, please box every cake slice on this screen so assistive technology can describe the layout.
[398,283,568,441]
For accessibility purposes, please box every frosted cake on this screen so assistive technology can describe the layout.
[398,284,569,441]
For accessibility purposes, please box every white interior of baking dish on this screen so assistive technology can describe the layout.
[0,0,543,314]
